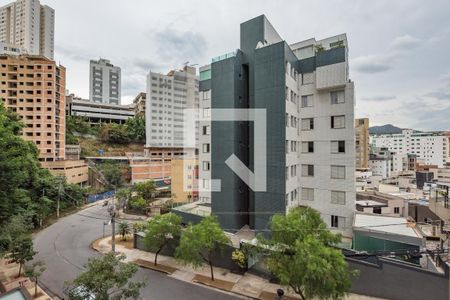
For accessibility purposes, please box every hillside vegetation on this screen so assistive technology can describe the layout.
[66,116,145,157]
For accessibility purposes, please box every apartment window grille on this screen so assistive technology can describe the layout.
[302,164,314,177]
[301,118,314,130]
[302,188,314,201]
[331,115,345,129]
[331,141,345,153]
[331,90,345,104]
[331,165,346,179]
[331,191,346,205]
[302,141,314,153]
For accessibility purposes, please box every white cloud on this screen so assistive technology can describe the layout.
[352,35,422,74]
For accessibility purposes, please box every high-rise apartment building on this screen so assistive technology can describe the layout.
[145,66,199,148]
[198,64,211,204]
[89,58,121,105]
[199,15,355,236]
[371,129,450,167]
[0,0,54,59]
[133,92,146,117]
[355,118,369,169]
[0,54,65,161]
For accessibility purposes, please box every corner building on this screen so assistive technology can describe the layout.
[204,15,355,237]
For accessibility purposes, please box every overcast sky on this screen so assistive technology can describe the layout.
[45,0,450,131]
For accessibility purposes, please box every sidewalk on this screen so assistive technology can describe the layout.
[93,236,383,300]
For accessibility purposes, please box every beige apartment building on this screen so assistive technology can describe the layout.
[0,54,65,161]
[132,92,146,117]
[171,158,198,203]
[41,159,88,185]
[356,118,370,169]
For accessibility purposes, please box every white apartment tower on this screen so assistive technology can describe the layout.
[371,129,450,167]
[198,64,211,203]
[89,58,121,105]
[145,66,199,148]
[0,0,54,59]
[291,34,356,236]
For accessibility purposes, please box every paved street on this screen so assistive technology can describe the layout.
[33,203,241,300]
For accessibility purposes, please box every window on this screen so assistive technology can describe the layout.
[202,161,210,171]
[291,141,296,152]
[331,165,346,179]
[202,125,210,135]
[331,215,344,228]
[285,113,289,127]
[203,108,210,117]
[331,90,345,104]
[302,164,314,177]
[394,207,400,214]
[202,90,211,100]
[301,118,314,130]
[290,165,297,177]
[331,191,346,205]
[302,141,314,153]
[331,141,345,153]
[331,115,345,129]
[202,143,210,153]
[202,179,210,189]
[301,95,313,107]
[302,188,314,201]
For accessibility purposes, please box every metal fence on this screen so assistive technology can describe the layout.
[87,190,115,203]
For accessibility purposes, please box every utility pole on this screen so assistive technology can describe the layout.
[40,188,45,227]
[108,188,117,253]
[57,177,63,219]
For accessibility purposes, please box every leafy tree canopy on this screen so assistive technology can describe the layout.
[125,116,145,143]
[0,101,86,234]
[134,180,155,202]
[175,216,230,280]
[69,253,144,300]
[144,213,181,265]
[257,207,357,300]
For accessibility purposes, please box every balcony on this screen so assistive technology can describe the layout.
[211,50,236,63]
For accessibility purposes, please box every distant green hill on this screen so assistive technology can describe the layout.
[369,124,402,135]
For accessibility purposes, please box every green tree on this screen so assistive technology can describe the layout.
[0,101,41,226]
[116,188,132,209]
[134,180,155,202]
[7,235,36,277]
[257,207,357,300]
[0,215,30,257]
[25,261,46,297]
[100,124,130,144]
[175,216,231,281]
[132,222,146,234]
[99,161,124,189]
[118,222,132,241]
[127,197,147,212]
[69,253,144,300]
[0,101,84,231]
[125,116,145,143]
[144,213,181,265]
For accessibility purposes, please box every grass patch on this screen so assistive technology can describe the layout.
[192,274,235,292]
[133,259,177,274]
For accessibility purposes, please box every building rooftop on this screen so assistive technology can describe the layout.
[353,213,421,239]
[356,200,387,207]
[0,288,32,300]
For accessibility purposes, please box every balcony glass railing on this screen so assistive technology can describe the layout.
[211,51,236,63]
